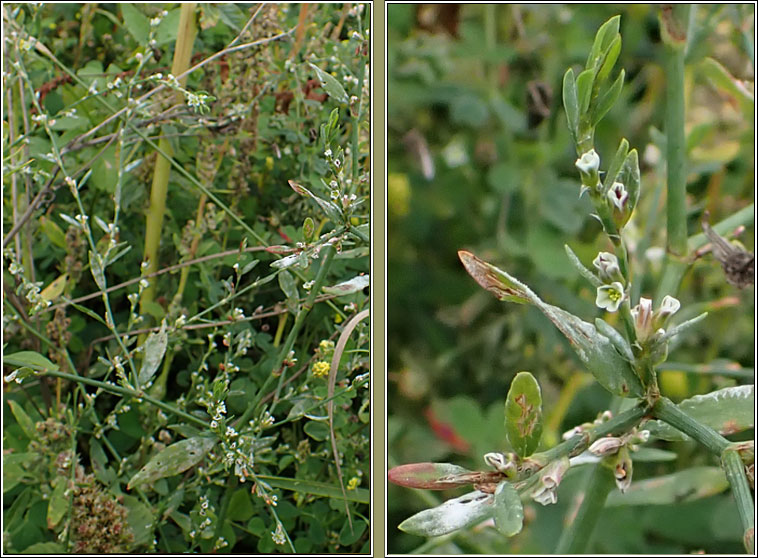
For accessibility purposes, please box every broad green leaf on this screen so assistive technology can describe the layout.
[594,318,634,362]
[398,490,494,537]
[127,436,217,490]
[20,543,66,555]
[576,69,595,114]
[256,475,369,504]
[120,4,149,44]
[227,488,254,521]
[323,274,369,296]
[505,372,543,458]
[46,478,69,529]
[606,467,728,506]
[645,385,754,441]
[493,481,524,537]
[39,273,68,303]
[308,62,349,104]
[3,351,59,373]
[592,69,625,126]
[7,400,37,440]
[123,495,155,545]
[388,463,472,490]
[562,68,579,139]
[602,138,630,194]
[459,251,643,397]
[138,322,168,388]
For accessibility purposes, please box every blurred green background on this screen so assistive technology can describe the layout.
[386,4,754,554]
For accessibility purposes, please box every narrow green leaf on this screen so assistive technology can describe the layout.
[308,62,349,104]
[7,400,37,440]
[586,15,621,71]
[323,274,369,296]
[459,252,643,397]
[257,474,369,503]
[3,351,59,372]
[595,34,622,88]
[138,322,168,388]
[602,138,630,194]
[493,481,524,537]
[505,372,543,458]
[278,270,300,314]
[398,490,494,537]
[592,69,625,126]
[606,467,728,506]
[564,244,603,287]
[617,148,640,226]
[562,68,579,139]
[89,250,106,291]
[127,436,217,490]
[699,57,754,118]
[645,385,754,441]
[288,180,342,222]
[388,463,473,490]
[46,478,69,529]
[39,216,67,248]
[576,69,595,115]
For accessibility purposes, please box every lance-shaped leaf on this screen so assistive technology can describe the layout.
[128,436,217,490]
[308,62,349,104]
[323,274,370,296]
[592,68,625,126]
[602,138,630,195]
[586,15,621,73]
[398,490,494,537]
[459,251,644,397]
[505,372,543,458]
[644,385,754,442]
[388,462,473,490]
[47,478,69,529]
[138,321,168,388]
[288,180,342,222]
[606,467,728,506]
[493,481,524,537]
[565,244,603,287]
[614,148,639,226]
[562,68,579,141]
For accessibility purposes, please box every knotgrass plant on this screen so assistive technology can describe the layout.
[389,12,754,553]
[3,3,370,553]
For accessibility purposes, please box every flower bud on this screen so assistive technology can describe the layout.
[607,181,629,211]
[593,252,622,282]
[631,297,654,342]
[613,445,633,493]
[653,295,680,329]
[484,452,516,477]
[588,436,624,457]
[575,149,600,188]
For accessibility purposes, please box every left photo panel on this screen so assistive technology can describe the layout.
[2,3,370,554]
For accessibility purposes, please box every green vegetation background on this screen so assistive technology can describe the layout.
[387,4,754,554]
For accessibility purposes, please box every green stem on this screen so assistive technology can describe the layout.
[652,396,729,454]
[537,402,649,464]
[687,203,755,252]
[555,463,616,553]
[41,369,209,429]
[721,448,755,552]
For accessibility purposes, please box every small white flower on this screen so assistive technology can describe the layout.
[588,436,623,456]
[656,295,680,322]
[575,149,600,174]
[596,281,625,312]
[608,181,629,211]
[631,297,654,340]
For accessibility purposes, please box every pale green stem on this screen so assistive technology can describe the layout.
[555,463,616,554]
[652,396,729,455]
[721,448,755,552]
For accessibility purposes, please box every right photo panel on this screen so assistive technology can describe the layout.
[387,4,755,555]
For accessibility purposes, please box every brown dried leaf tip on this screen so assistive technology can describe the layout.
[701,211,754,288]
[457,250,526,302]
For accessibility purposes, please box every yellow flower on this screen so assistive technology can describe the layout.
[347,477,360,490]
[312,361,330,377]
[319,339,335,352]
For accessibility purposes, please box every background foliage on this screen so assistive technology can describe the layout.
[3,3,369,553]
[387,4,753,554]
